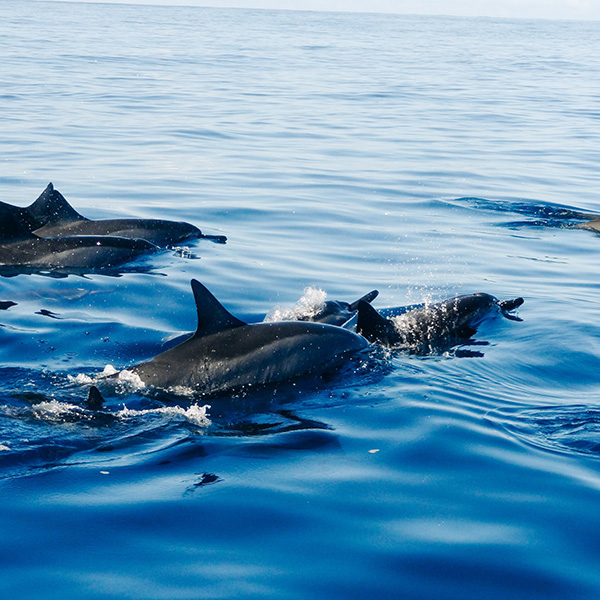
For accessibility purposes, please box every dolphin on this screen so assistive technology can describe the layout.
[0,206,157,272]
[12,183,226,246]
[357,292,523,352]
[297,289,379,326]
[128,279,369,395]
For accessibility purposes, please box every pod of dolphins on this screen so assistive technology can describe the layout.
[121,280,523,399]
[0,183,225,273]
[1,184,529,406]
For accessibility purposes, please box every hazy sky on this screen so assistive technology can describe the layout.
[60,0,600,20]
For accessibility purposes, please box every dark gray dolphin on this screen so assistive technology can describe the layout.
[0,206,157,272]
[129,279,369,395]
[298,290,379,326]
[357,292,523,352]
[17,183,226,246]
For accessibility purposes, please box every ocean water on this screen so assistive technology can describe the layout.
[2,1,600,597]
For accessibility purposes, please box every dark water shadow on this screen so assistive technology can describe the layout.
[0,263,161,279]
[446,196,599,231]
[486,404,600,459]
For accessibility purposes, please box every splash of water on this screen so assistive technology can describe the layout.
[264,286,328,322]
[117,403,211,428]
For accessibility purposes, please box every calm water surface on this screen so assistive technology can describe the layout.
[1,1,600,598]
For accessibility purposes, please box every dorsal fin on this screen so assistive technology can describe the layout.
[356,300,400,346]
[86,386,105,410]
[26,183,87,230]
[191,279,246,338]
[348,289,379,312]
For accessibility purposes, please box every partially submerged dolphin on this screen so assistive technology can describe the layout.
[128,279,369,395]
[297,290,379,326]
[0,206,157,272]
[10,183,226,246]
[357,293,523,352]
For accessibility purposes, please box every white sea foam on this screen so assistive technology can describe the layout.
[29,396,210,428]
[264,286,327,322]
[31,399,84,419]
[68,373,95,385]
[68,364,119,386]
[116,369,146,390]
[117,403,211,428]
[171,245,195,259]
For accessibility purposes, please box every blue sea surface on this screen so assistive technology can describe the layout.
[2,1,600,597]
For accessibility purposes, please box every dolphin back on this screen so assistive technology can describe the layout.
[0,207,37,245]
[133,319,368,395]
[27,184,210,246]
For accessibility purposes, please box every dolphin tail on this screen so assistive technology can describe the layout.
[498,297,524,321]
[356,300,400,346]
[348,290,379,312]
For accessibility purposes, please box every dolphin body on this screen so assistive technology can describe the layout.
[129,279,370,395]
[7,183,226,246]
[357,293,523,352]
[0,206,157,271]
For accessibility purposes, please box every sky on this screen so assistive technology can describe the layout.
[54,0,600,21]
